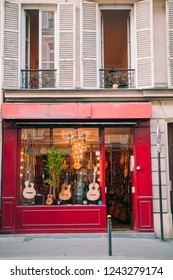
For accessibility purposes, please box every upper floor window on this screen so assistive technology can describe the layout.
[22,9,56,88]
[20,3,75,89]
[3,0,153,90]
[42,11,54,70]
[99,9,134,89]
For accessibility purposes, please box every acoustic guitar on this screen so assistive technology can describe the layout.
[75,169,85,203]
[23,164,36,200]
[119,205,127,221]
[46,185,53,205]
[59,173,72,201]
[114,202,122,219]
[23,180,36,199]
[87,160,94,170]
[109,200,116,216]
[86,167,100,201]
[73,159,82,170]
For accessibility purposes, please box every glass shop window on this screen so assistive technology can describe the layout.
[20,128,101,206]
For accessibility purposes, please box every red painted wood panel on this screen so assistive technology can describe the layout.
[2,127,18,197]
[138,199,153,229]
[132,123,154,232]
[1,199,15,231]
[16,205,107,234]
[1,103,152,120]
[1,127,18,232]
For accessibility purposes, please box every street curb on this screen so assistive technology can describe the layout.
[0,232,156,240]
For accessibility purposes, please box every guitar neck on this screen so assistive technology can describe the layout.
[78,170,83,185]
[28,163,33,182]
[49,185,52,194]
[65,173,69,186]
[92,169,96,186]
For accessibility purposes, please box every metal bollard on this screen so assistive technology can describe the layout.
[107,215,112,256]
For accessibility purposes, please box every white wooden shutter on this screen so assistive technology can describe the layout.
[167,1,173,88]
[81,1,98,88]
[3,0,20,89]
[135,0,154,88]
[58,3,75,88]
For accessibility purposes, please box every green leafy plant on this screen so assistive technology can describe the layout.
[44,147,65,191]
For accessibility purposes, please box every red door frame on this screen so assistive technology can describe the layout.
[1,124,18,232]
[132,121,154,231]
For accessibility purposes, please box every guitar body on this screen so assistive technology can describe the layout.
[109,200,116,216]
[74,169,85,203]
[114,203,122,219]
[86,166,100,201]
[23,180,36,199]
[86,182,100,201]
[59,183,72,201]
[119,206,127,221]
[46,194,53,205]
[76,182,85,196]
[75,181,85,203]
[59,172,72,201]
[87,160,94,170]
[73,161,81,170]
[46,185,53,205]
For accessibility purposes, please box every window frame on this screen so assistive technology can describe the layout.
[21,5,57,71]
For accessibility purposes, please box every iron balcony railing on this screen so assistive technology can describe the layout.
[99,68,135,89]
[21,68,135,89]
[21,69,57,89]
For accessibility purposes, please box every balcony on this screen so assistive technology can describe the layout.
[99,68,135,89]
[21,68,135,90]
[21,69,57,89]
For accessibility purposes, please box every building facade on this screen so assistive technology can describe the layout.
[0,0,173,237]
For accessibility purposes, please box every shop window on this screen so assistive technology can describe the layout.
[20,128,101,206]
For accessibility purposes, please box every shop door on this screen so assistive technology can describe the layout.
[105,128,134,230]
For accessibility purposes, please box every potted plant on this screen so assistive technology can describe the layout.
[44,146,65,199]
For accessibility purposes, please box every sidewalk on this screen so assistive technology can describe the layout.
[0,233,173,260]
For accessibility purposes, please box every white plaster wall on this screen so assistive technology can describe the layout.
[151,100,173,238]
[154,213,173,238]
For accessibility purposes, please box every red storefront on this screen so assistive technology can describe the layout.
[0,102,154,234]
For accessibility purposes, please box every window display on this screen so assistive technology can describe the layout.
[19,125,134,230]
[20,128,101,206]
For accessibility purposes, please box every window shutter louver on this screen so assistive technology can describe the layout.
[81,1,98,88]
[58,3,75,88]
[3,0,20,89]
[167,1,173,88]
[135,0,154,88]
